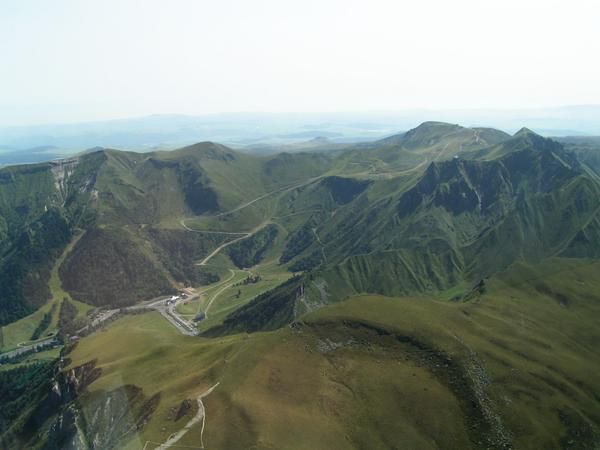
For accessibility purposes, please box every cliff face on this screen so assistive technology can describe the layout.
[2,359,160,450]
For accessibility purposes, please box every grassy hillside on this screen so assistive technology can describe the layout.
[17,257,596,450]
[1,122,598,323]
[0,140,335,320]
[273,131,600,299]
[558,136,600,178]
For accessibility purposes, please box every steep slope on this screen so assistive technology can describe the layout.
[557,136,600,177]
[0,161,83,325]
[3,124,600,450]
[0,142,334,323]
[56,145,329,308]
[29,258,600,450]
[464,127,568,161]
[88,144,260,225]
[269,131,600,310]
[1,124,598,328]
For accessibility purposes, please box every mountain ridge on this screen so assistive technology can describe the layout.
[0,121,598,327]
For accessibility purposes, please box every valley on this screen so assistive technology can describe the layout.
[1,122,600,449]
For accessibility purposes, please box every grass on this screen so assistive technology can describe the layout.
[63,257,600,449]
[175,269,241,317]
[175,262,292,334]
[66,312,247,447]
[66,305,473,449]
[0,346,62,370]
[302,259,600,449]
[0,347,62,372]
[0,302,58,352]
[195,267,291,334]
[48,230,93,323]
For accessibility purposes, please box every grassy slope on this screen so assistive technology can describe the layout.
[4,124,600,448]
[64,257,600,450]
[49,144,333,310]
[194,265,292,334]
[65,312,244,448]
[0,122,517,325]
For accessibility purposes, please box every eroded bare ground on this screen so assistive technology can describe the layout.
[36,360,162,450]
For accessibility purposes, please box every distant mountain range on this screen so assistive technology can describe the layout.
[1,106,600,160]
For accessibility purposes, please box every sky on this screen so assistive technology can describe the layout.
[1,0,599,126]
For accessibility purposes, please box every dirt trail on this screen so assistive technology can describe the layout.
[208,176,323,218]
[180,219,247,235]
[155,382,220,450]
[193,269,237,316]
[179,175,324,266]
[197,232,251,266]
[188,221,271,266]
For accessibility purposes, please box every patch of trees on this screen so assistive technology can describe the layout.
[144,228,226,285]
[0,361,56,438]
[0,209,71,325]
[193,268,220,286]
[227,225,278,268]
[279,224,315,264]
[234,274,261,286]
[58,298,79,337]
[59,228,174,307]
[0,339,59,365]
[288,251,322,272]
[202,275,301,336]
[30,304,58,340]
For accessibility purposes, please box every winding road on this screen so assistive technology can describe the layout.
[203,269,252,319]
[65,175,324,340]
[179,174,324,266]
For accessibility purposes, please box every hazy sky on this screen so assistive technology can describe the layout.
[1,0,599,126]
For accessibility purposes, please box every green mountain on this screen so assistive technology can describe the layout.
[330,121,511,177]
[557,135,600,177]
[0,144,331,323]
[378,121,510,152]
[2,121,600,450]
[1,122,598,325]
[209,128,600,330]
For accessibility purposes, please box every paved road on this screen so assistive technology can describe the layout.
[71,295,198,339]
[77,309,120,335]
[131,296,198,336]
[69,178,324,339]
[0,337,58,362]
